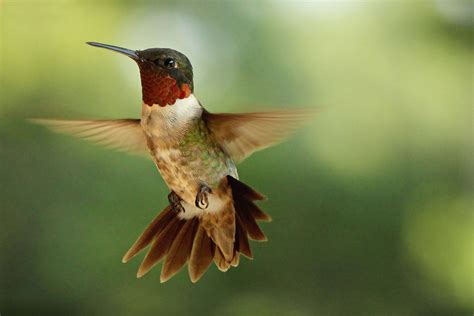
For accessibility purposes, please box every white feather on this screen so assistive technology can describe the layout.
[140,94,202,138]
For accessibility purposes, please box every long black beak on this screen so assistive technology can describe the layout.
[86,42,139,60]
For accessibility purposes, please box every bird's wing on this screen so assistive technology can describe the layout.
[30,118,149,155]
[203,109,314,163]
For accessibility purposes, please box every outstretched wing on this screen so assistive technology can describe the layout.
[30,118,149,155]
[203,109,314,162]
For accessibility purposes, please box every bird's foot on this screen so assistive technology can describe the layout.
[168,191,185,213]
[195,184,212,209]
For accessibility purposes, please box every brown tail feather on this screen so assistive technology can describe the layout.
[200,178,236,262]
[247,200,272,222]
[122,205,174,263]
[137,216,183,278]
[231,223,240,267]
[160,219,199,282]
[231,253,240,267]
[236,216,253,259]
[122,176,269,282]
[201,206,235,262]
[227,176,266,201]
[235,207,267,241]
[228,175,268,241]
[188,226,215,283]
[214,247,230,272]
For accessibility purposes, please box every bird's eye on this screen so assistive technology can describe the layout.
[163,58,176,69]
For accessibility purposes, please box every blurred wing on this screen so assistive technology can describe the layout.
[203,109,314,162]
[30,118,149,155]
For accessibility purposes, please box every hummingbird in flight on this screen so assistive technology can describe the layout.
[33,42,312,283]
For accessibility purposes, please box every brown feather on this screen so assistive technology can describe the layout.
[160,219,199,283]
[125,178,268,281]
[244,199,272,222]
[204,109,315,162]
[136,217,183,278]
[230,227,240,268]
[236,206,267,241]
[122,206,174,263]
[29,118,149,155]
[188,225,215,283]
[230,251,240,267]
[200,205,236,262]
[236,215,253,259]
[214,247,230,272]
[227,176,266,201]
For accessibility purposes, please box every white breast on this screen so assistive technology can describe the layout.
[140,94,202,138]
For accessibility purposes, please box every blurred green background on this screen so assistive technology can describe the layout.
[1,0,473,315]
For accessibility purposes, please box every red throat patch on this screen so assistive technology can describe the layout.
[139,64,191,107]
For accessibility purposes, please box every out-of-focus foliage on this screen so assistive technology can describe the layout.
[1,1,472,315]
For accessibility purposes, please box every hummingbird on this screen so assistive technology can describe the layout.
[32,42,312,283]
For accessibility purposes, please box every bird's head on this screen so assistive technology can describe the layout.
[87,42,194,107]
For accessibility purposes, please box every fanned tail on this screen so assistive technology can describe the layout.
[122,175,270,283]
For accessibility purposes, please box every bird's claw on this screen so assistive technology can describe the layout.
[168,191,185,213]
[195,184,212,209]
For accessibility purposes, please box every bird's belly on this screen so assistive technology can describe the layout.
[152,147,236,206]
